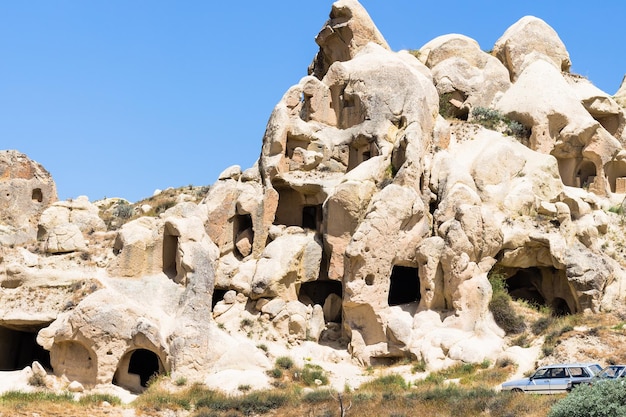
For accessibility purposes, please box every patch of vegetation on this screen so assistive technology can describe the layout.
[0,391,73,404]
[488,271,526,334]
[471,106,530,139]
[439,92,458,119]
[275,356,295,370]
[549,379,626,417]
[78,393,122,406]
[299,363,329,386]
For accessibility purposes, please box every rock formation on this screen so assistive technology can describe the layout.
[3,0,626,393]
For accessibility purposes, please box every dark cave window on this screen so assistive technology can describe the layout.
[388,266,421,306]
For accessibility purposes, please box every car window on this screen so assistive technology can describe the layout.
[568,367,589,378]
[549,368,567,378]
[589,364,602,375]
[602,367,620,378]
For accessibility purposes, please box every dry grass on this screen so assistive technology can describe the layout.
[0,391,124,417]
[98,184,210,230]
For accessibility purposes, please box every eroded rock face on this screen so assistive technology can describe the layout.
[4,0,626,390]
[0,150,57,245]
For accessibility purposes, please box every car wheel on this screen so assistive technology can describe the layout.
[511,388,523,393]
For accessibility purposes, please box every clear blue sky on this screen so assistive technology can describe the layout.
[1,1,624,202]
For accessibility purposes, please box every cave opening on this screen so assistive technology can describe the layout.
[114,348,163,392]
[504,267,573,315]
[506,267,546,306]
[299,280,343,322]
[0,326,51,371]
[552,297,571,317]
[233,213,254,258]
[212,289,228,309]
[128,349,161,387]
[576,160,597,189]
[31,188,43,203]
[162,232,179,281]
[388,265,421,306]
[302,205,323,232]
[347,136,378,171]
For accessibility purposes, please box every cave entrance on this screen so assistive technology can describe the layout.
[348,136,378,172]
[233,213,254,258]
[162,230,179,281]
[299,280,343,322]
[31,188,43,203]
[114,348,163,392]
[212,288,228,309]
[273,187,304,227]
[503,266,573,315]
[0,326,51,371]
[302,205,323,233]
[605,161,626,193]
[388,265,421,306]
[576,160,597,189]
[506,267,546,306]
[552,298,571,316]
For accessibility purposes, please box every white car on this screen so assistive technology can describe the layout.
[501,363,602,394]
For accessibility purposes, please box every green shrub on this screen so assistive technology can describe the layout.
[489,292,526,334]
[267,367,283,378]
[300,363,329,386]
[471,106,529,139]
[113,201,134,219]
[302,389,334,403]
[531,316,553,335]
[548,379,626,417]
[471,107,502,130]
[488,273,526,335]
[362,374,408,391]
[275,356,294,370]
[235,390,289,414]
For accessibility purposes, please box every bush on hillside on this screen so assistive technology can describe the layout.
[548,379,626,417]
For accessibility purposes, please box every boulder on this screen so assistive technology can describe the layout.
[493,16,571,81]
[419,34,511,111]
[309,0,390,79]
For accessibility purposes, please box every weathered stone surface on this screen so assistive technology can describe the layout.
[309,0,390,79]
[0,151,57,245]
[420,34,511,111]
[493,15,571,81]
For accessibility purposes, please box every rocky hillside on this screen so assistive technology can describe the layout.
[2,0,626,398]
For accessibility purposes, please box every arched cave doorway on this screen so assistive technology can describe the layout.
[114,348,163,392]
[0,326,51,371]
[50,341,96,384]
[388,265,421,307]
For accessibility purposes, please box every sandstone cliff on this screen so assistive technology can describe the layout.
[2,0,626,395]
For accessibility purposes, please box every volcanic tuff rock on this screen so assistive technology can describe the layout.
[3,0,626,393]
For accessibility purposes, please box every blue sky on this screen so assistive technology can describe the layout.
[1,1,624,202]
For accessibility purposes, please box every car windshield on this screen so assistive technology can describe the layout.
[532,368,551,379]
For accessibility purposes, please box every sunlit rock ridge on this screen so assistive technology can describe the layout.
[2,0,626,394]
